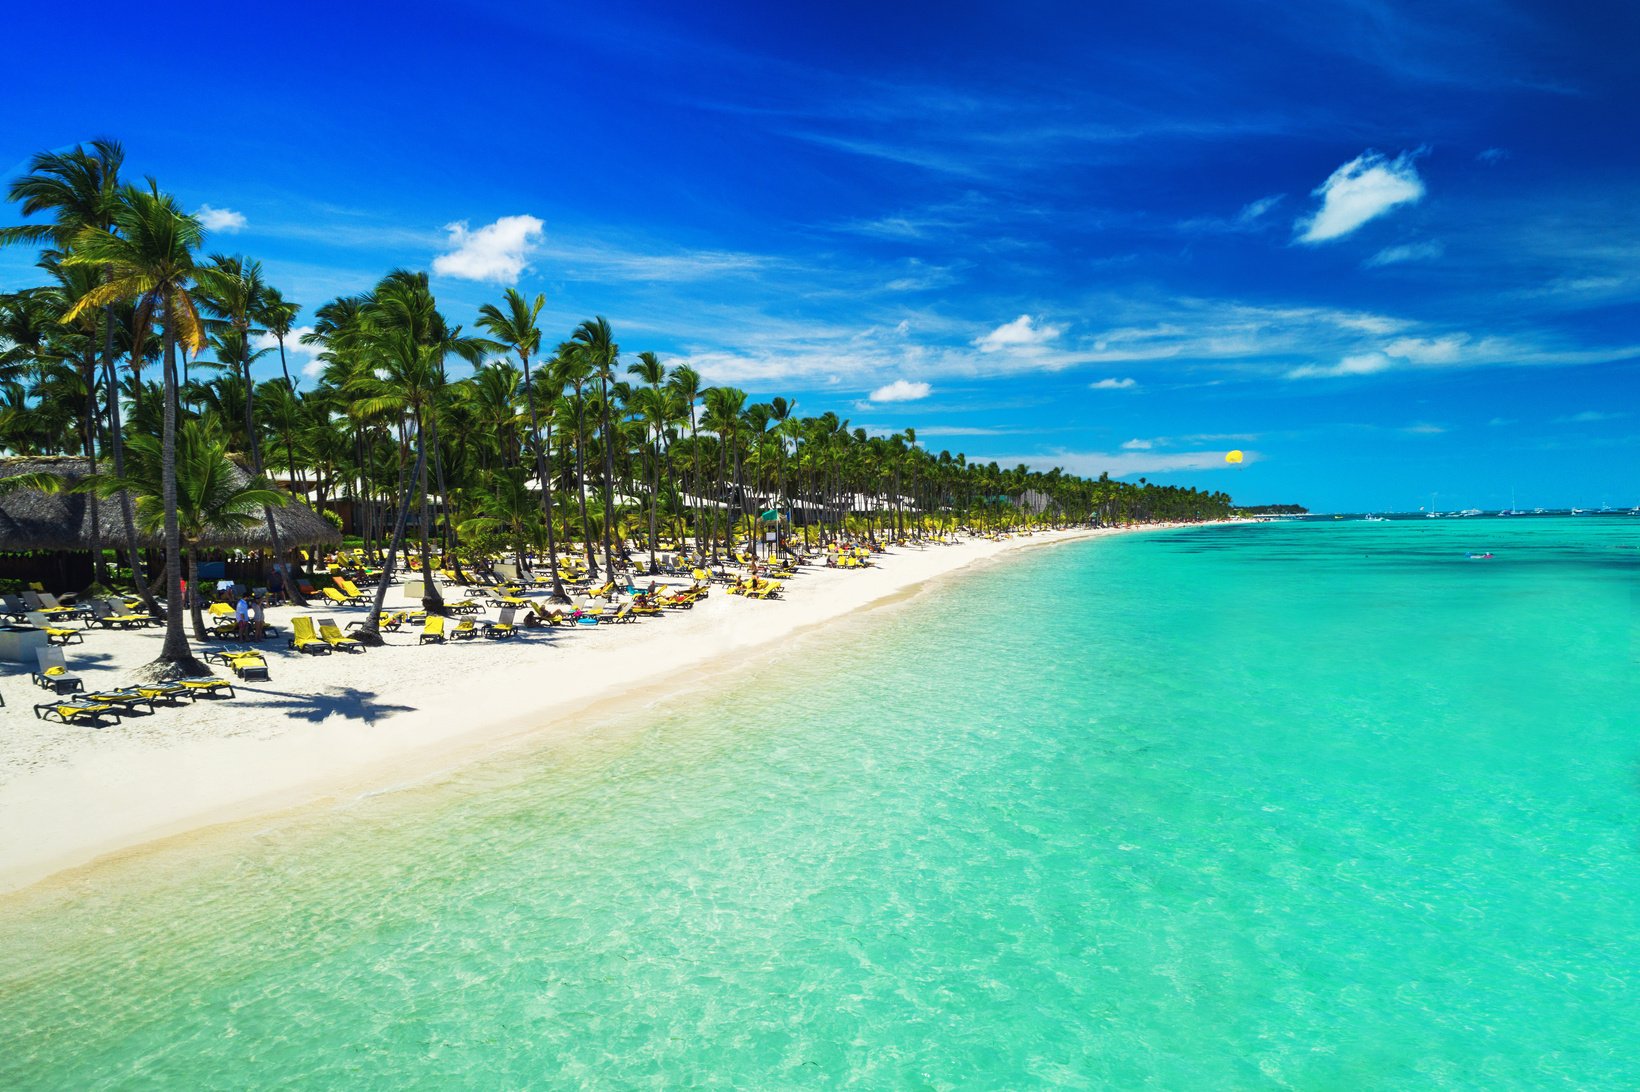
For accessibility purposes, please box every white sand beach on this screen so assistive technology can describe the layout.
[0,526,1196,894]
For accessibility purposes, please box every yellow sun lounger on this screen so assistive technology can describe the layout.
[25,612,84,646]
[450,618,479,640]
[483,608,518,639]
[317,618,365,653]
[179,679,236,699]
[289,616,333,655]
[205,649,270,679]
[419,615,446,644]
[34,700,121,727]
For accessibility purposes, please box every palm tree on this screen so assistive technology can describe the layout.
[627,350,668,570]
[551,341,599,577]
[85,420,284,639]
[666,364,704,553]
[476,289,568,600]
[63,183,208,676]
[1,139,158,606]
[573,316,620,578]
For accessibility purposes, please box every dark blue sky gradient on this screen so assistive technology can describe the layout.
[3,0,1636,510]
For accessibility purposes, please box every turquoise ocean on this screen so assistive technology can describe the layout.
[2,517,1636,1087]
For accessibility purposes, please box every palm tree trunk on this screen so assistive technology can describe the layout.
[572,394,597,578]
[412,411,443,612]
[596,376,618,579]
[520,357,568,601]
[429,417,467,584]
[151,317,204,675]
[188,549,209,641]
[354,423,429,646]
[80,348,107,585]
[102,306,157,614]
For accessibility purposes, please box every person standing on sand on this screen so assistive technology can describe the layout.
[268,566,285,606]
[235,593,251,640]
[252,594,267,641]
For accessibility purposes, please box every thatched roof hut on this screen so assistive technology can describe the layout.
[0,456,342,553]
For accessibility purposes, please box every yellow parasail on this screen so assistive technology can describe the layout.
[1225,450,1244,464]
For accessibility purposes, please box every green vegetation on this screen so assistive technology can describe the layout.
[0,140,1238,664]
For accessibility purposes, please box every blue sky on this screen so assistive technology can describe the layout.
[3,0,1636,511]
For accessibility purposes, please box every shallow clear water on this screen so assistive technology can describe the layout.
[2,518,1637,1088]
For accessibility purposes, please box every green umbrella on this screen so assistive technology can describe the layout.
[759,509,781,521]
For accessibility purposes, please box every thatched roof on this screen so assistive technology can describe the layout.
[0,456,342,553]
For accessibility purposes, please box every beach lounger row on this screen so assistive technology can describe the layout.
[33,679,236,728]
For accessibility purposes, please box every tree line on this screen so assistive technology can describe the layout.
[0,141,1236,673]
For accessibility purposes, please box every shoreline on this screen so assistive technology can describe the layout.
[0,524,1200,896]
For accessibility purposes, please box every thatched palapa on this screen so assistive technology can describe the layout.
[0,456,342,553]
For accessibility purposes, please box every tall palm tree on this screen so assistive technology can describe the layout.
[476,289,567,600]
[666,364,704,553]
[627,350,667,570]
[551,342,599,577]
[64,183,208,676]
[1,139,157,606]
[573,316,620,578]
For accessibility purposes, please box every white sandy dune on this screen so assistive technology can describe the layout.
[0,526,1181,893]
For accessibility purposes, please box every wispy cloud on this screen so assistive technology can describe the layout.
[1364,240,1445,267]
[1554,410,1628,424]
[1121,438,1155,450]
[432,215,544,283]
[1477,147,1510,164]
[1090,377,1138,389]
[1402,422,1447,434]
[196,204,246,233]
[1285,333,1639,379]
[1296,150,1426,244]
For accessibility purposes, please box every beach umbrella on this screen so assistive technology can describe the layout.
[759,509,781,521]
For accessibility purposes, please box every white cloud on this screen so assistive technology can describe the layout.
[1286,351,1394,379]
[1121,438,1154,450]
[1403,422,1447,434]
[1477,147,1509,164]
[974,314,1062,353]
[1090,377,1137,389]
[868,379,932,402]
[432,214,544,283]
[1554,410,1627,424]
[253,325,322,382]
[1296,150,1426,244]
[196,204,246,233]
[1238,194,1284,223]
[1364,240,1445,267]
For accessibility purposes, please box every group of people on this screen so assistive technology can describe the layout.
[231,592,269,641]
